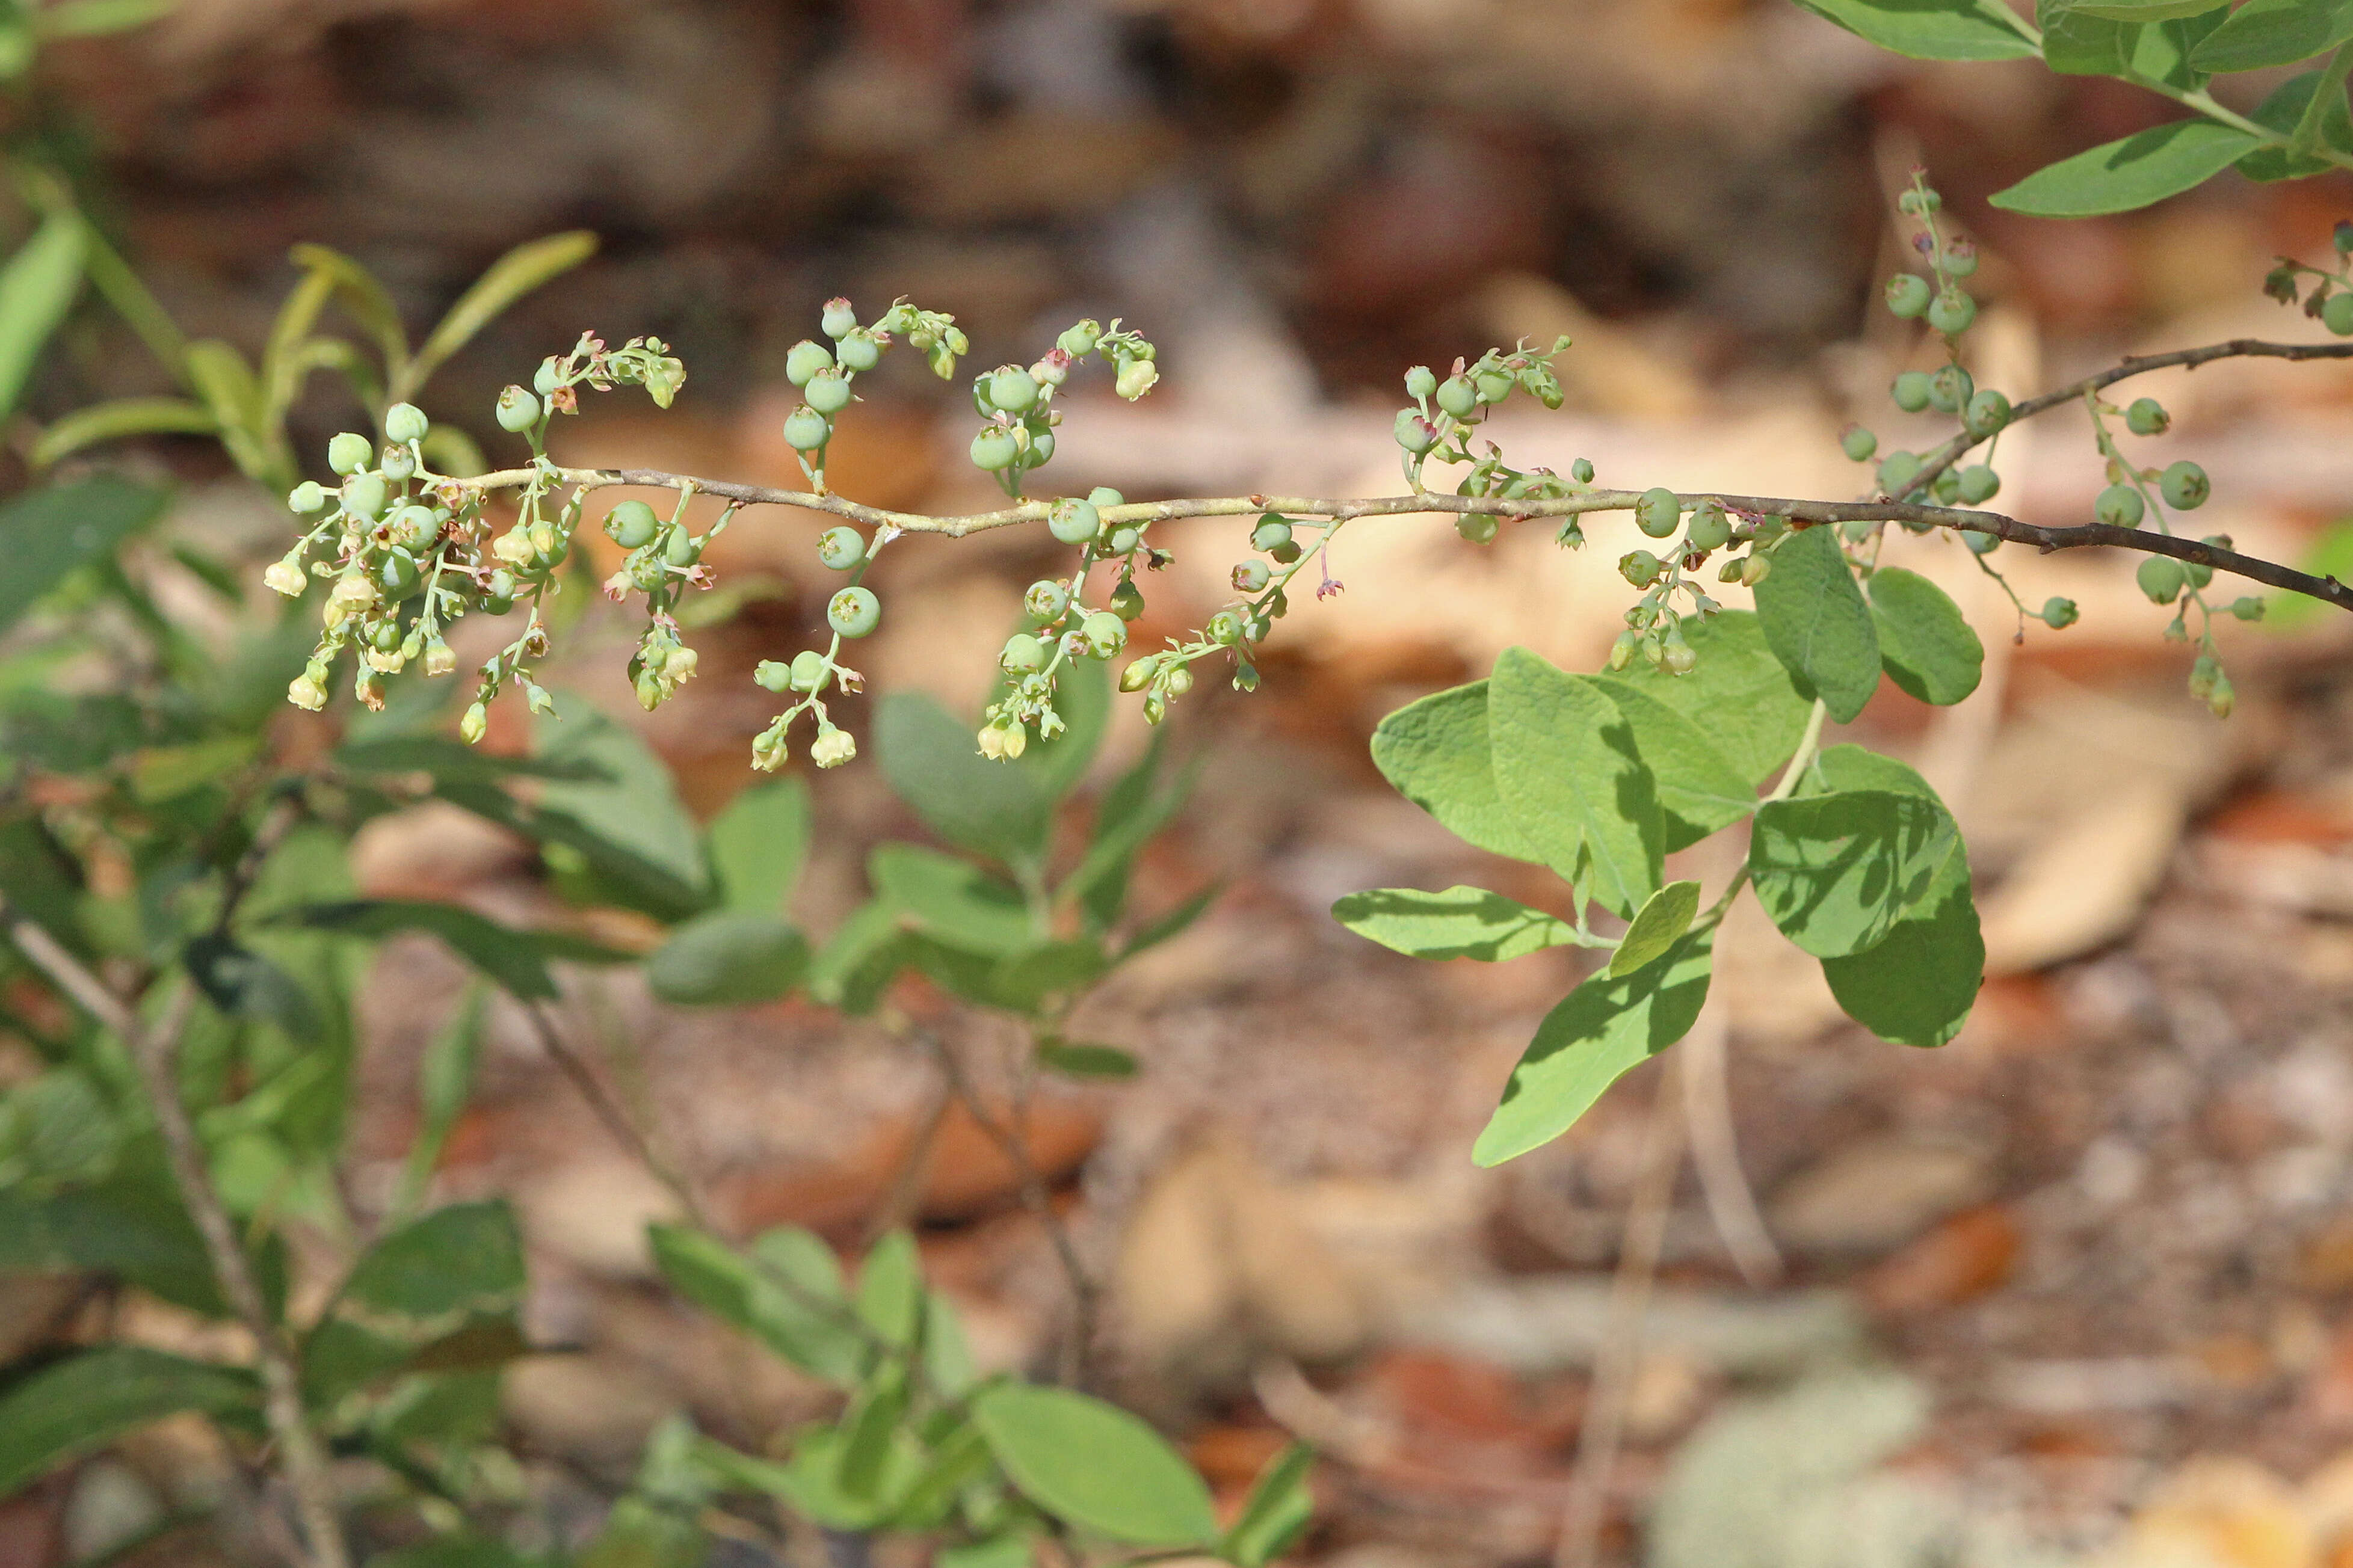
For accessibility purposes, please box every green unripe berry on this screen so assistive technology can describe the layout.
[2189,653,2220,699]
[1080,610,1127,657]
[1620,550,1663,588]
[2041,596,2079,629]
[664,527,701,568]
[828,585,880,638]
[1964,388,2010,438]
[1456,513,1499,544]
[1927,364,1973,415]
[1251,517,1294,553]
[805,370,852,416]
[1891,371,1934,413]
[1926,287,1976,336]
[988,368,1040,415]
[2160,461,2209,510]
[1163,663,1194,696]
[1001,633,1047,674]
[1884,273,1931,319]
[1685,501,1731,552]
[384,402,429,445]
[1477,370,1514,404]
[1024,579,1070,621]
[837,328,881,374]
[1109,579,1144,621]
[378,547,421,599]
[2326,292,2353,337]
[1233,559,1272,591]
[790,649,828,690]
[1877,450,1922,497]
[484,568,518,603]
[2136,555,2186,604]
[1088,487,1125,508]
[1059,319,1102,357]
[628,553,667,592]
[327,432,372,475]
[2230,595,2266,621]
[381,445,415,482]
[754,660,792,693]
[496,386,540,433]
[1840,425,1878,463]
[341,473,389,521]
[1049,497,1100,544]
[1963,527,2000,555]
[1107,526,1141,555]
[2095,484,2146,528]
[1931,466,1961,506]
[1571,458,1596,484]
[1394,410,1439,455]
[1205,609,1244,646]
[785,407,831,452]
[534,359,561,396]
[1957,466,2000,505]
[1436,376,1479,418]
[785,339,832,386]
[2125,397,2170,437]
[1028,428,1056,467]
[605,501,661,550]
[821,298,858,339]
[1635,487,1681,538]
[1943,240,1979,278]
[1404,364,1437,399]
[970,426,1018,471]
[1898,187,1941,215]
[817,526,865,570]
[388,503,439,550]
[289,481,328,514]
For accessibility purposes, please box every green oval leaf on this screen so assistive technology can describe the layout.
[877,692,1052,864]
[1604,610,1814,787]
[1747,790,1958,959]
[1489,648,1663,918]
[972,1383,1219,1546]
[869,844,1031,957]
[646,911,808,1006]
[2192,0,2353,71]
[1609,880,1702,979]
[708,777,810,914]
[1991,119,2260,216]
[1591,677,1759,850]
[1474,930,1714,1167]
[1332,885,1582,962]
[0,211,85,423]
[0,1348,257,1493]
[1868,568,1984,706]
[1753,527,1881,724]
[1788,0,2039,60]
[1368,680,1543,864]
[1819,847,1982,1047]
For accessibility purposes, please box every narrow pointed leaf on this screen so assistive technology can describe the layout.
[1609,880,1702,979]
[1331,885,1580,962]
[972,1383,1219,1546]
[1991,119,2259,215]
[1753,527,1881,723]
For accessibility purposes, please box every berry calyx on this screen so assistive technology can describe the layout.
[1394,410,1439,455]
[2136,555,2186,604]
[496,386,540,434]
[1049,497,1100,544]
[2160,460,2209,510]
[1080,610,1127,657]
[821,298,859,339]
[1964,388,2010,438]
[2095,483,2147,528]
[2125,396,2170,436]
[1023,579,1069,621]
[1926,287,1976,336]
[1885,274,1931,319]
[784,407,830,452]
[817,525,865,570]
[1928,364,1973,415]
[1233,560,1272,591]
[828,585,881,637]
[2041,597,2079,629]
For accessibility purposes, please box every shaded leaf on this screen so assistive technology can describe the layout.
[31,396,214,468]
[972,1383,1219,1546]
[0,478,171,635]
[648,1223,860,1383]
[856,1229,923,1349]
[1748,790,1957,959]
[708,778,809,914]
[1473,931,1714,1167]
[341,1201,525,1321]
[1603,610,1815,787]
[876,692,1052,864]
[0,1348,256,1493]
[1869,568,1983,706]
[646,911,807,1006]
[1591,677,1758,850]
[807,900,906,1016]
[1037,1041,1138,1080]
[1222,1443,1316,1568]
[1369,681,1543,863]
[2192,0,2353,71]
[1488,648,1662,918]
[1820,847,1982,1048]
[0,211,84,423]
[870,844,1032,957]
[1753,527,1880,724]
[1330,885,1579,962]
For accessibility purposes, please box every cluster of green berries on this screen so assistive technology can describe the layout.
[1608,491,1767,673]
[1392,338,1572,489]
[2264,220,2353,334]
[982,485,1161,752]
[966,319,1159,499]
[783,298,967,489]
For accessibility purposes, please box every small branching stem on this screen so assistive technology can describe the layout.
[449,332,2353,615]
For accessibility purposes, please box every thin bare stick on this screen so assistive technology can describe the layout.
[866,1081,954,1246]
[1677,999,1781,1288]
[519,998,715,1231]
[1555,1056,1687,1568]
[0,901,348,1568]
[917,1026,1099,1387]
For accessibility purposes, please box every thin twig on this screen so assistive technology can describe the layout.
[866,1080,954,1246]
[519,998,715,1231]
[0,901,348,1568]
[917,1026,1099,1387]
[1677,998,1781,1288]
[1555,1055,1686,1568]
[433,331,2353,613]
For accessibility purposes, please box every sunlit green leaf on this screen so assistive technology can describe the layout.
[1991,119,2260,215]
[972,1383,1219,1546]
[1330,885,1580,962]
[1754,527,1880,723]
[1368,680,1543,863]
[1748,790,1957,958]
[1488,648,1662,918]
[1609,880,1702,979]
